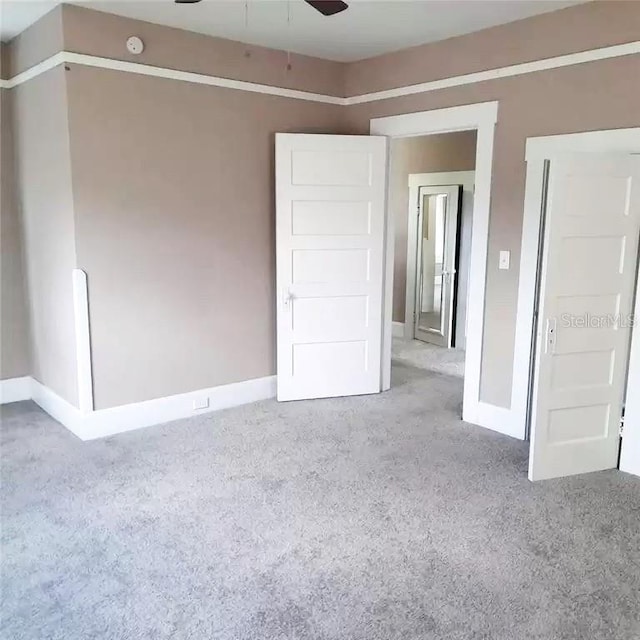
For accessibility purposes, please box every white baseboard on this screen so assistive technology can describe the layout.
[80,375,277,440]
[0,376,32,404]
[31,378,83,435]
[4,375,276,441]
[6,373,640,480]
[392,321,405,338]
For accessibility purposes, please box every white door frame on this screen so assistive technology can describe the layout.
[405,171,476,349]
[370,102,504,434]
[515,128,640,479]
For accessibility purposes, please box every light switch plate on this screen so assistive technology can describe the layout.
[499,250,510,270]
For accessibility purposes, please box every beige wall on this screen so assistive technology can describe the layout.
[56,6,346,409]
[343,1,640,408]
[345,1,640,96]
[61,4,345,97]
[2,1,639,414]
[1,43,10,80]
[3,5,345,408]
[47,6,347,410]
[1,88,30,379]
[389,133,477,323]
[4,6,64,77]
[344,53,640,407]
[11,66,78,405]
[64,67,344,410]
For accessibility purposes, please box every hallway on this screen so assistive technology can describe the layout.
[392,337,465,379]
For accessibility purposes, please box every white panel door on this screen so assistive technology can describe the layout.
[529,155,640,481]
[413,185,461,348]
[275,134,387,401]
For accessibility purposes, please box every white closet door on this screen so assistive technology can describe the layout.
[529,155,640,481]
[275,134,387,401]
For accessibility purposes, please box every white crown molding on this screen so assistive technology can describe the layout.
[0,51,344,103]
[1,41,638,103]
[0,51,66,90]
[345,40,640,105]
[64,51,346,103]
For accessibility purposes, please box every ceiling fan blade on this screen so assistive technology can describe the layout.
[304,1,349,17]
[174,0,202,4]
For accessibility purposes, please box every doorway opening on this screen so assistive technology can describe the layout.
[371,102,506,435]
[387,131,477,398]
[405,168,477,352]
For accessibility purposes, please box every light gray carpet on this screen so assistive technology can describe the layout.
[2,351,639,639]
[392,337,465,378]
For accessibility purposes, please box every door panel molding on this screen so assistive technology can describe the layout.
[528,155,640,481]
[275,133,387,401]
[516,128,640,480]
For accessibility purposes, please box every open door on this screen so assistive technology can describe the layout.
[275,134,388,401]
[529,154,640,481]
[414,185,461,348]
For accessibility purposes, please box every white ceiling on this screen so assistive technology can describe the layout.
[1,0,586,62]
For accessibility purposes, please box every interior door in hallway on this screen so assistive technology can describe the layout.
[529,154,640,481]
[414,185,461,348]
[275,134,388,401]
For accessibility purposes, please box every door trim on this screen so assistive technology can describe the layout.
[516,128,640,479]
[370,102,505,435]
[405,171,475,348]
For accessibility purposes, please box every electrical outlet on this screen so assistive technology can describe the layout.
[193,397,210,411]
[499,250,510,270]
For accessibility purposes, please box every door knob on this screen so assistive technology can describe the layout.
[545,318,557,354]
[283,288,294,311]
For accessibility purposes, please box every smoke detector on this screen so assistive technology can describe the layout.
[126,36,144,55]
